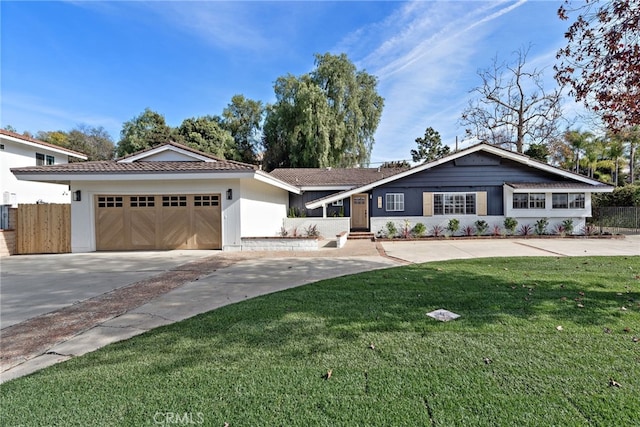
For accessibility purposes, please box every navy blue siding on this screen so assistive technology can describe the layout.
[372,153,572,217]
[290,191,350,217]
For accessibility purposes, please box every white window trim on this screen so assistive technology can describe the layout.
[433,192,477,215]
[385,193,404,212]
[331,199,343,207]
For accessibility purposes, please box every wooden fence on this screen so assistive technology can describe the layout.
[591,206,640,234]
[16,204,71,254]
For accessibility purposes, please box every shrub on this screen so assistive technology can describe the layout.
[554,223,567,236]
[304,224,320,238]
[462,225,475,236]
[474,219,488,236]
[412,222,427,237]
[385,221,398,238]
[504,217,518,235]
[519,224,533,236]
[431,224,444,237]
[447,218,460,236]
[278,226,289,237]
[491,224,502,237]
[288,207,307,218]
[534,218,549,235]
[399,220,412,239]
[561,218,574,235]
[582,224,598,236]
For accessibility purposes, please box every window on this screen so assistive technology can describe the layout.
[433,193,476,215]
[194,195,219,207]
[130,196,155,207]
[552,193,568,209]
[46,155,55,165]
[513,193,528,209]
[36,153,45,166]
[162,196,187,207]
[385,193,404,212]
[569,193,585,209]
[98,196,123,208]
[513,193,545,209]
[331,199,343,207]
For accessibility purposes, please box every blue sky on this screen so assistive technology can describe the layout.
[1,1,579,164]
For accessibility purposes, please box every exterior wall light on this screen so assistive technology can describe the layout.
[226,189,233,200]
[72,190,81,202]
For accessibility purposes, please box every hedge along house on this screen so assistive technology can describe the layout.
[273,143,614,236]
[11,142,300,252]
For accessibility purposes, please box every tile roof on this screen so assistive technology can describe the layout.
[12,160,256,174]
[269,167,408,187]
[505,182,612,190]
[0,129,87,158]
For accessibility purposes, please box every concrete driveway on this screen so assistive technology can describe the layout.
[0,250,218,329]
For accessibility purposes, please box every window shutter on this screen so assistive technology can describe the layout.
[477,191,487,216]
[422,192,433,216]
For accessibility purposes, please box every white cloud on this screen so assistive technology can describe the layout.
[336,1,530,163]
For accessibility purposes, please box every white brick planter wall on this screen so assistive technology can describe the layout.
[241,237,319,251]
[283,217,349,238]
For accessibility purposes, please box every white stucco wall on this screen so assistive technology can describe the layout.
[1,138,72,206]
[69,176,291,253]
[239,179,289,241]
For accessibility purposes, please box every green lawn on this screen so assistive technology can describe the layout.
[2,256,639,426]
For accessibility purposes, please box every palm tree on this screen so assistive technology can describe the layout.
[564,130,593,174]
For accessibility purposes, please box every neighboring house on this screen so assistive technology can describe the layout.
[0,129,87,208]
[273,143,614,236]
[11,142,299,252]
[12,141,614,253]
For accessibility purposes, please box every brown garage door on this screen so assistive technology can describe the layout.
[95,194,221,250]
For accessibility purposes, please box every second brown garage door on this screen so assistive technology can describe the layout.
[95,194,221,250]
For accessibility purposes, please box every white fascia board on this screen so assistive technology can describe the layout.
[508,185,614,193]
[254,170,301,194]
[300,186,353,191]
[118,145,214,163]
[1,134,88,159]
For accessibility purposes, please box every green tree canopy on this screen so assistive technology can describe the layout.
[36,125,115,161]
[262,53,384,170]
[116,108,175,157]
[176,115,236,159]
[410,127,450,163]
[222,95,264,164]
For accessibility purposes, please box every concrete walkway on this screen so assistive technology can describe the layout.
[1,236,638,383]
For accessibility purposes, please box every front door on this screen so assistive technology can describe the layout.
[351,193,369,230]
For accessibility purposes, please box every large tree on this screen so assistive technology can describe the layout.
[410,127,450,163]
[262,53,384,170]
[176,115,236,159]
[116,108,175,157]
[555,0,640,130]
[460,46,563,153]
[36,125,115,161]
[221,95,264,164]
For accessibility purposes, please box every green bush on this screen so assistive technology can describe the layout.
[534,218,549,235]
[474,219,488,235]
[385,221,398,238]
[412,222,426,237]
[503,217,518,234]
[593,184,640,207]
[447,218,460,236]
